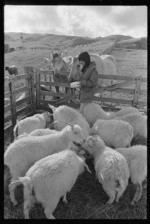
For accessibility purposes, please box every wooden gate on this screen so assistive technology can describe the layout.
[36,69,147,111]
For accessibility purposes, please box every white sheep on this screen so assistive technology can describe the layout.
[9,149,91,219]
[83,102,140,127]
[114,112,147,139]
[84,135,130,204]
[4,124,85,206]
[90,119,133,148]
[115,145,147,205]
[13,111,52,139]
[48,104,90,138]
[17,128,58,139]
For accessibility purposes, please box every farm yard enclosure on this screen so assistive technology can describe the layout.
[4,67,147,219]
[4,34,147,219]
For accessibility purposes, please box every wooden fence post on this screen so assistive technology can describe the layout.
[36,68,40,110]
[9,77,17,141]
[24,67,32,106]
[132,77,142,107]
[28,67,36,113]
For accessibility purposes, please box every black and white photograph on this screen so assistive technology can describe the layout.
[4,5,147,219]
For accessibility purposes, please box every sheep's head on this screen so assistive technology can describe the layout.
[85,135,105,156]
[66,124,86,145]
[43,111,53,124]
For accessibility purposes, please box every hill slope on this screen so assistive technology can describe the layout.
[116,37,147,50]
[4,32,134,50]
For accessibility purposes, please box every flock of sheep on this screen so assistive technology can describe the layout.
[4,103,147,219]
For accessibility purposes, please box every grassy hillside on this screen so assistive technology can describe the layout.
[5,32,101,49]
[5,32,136,50]
[116,37,147,50]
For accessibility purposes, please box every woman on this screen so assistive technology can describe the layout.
[70,51,98,113]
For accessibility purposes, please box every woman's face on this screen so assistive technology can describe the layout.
[79,60,85,70]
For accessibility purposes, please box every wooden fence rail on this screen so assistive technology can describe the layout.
[4,66,147,141]
[4,67,36,140]
[37,70,147,109]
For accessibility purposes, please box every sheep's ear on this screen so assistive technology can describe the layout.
[48,104,56,113]
[84,163,92,173]
[47,111,53,116]
[68,56,73,65]
[49,50,53,61]
[71,124,80,134]
[58,49,63,58]
[100,173,104,180]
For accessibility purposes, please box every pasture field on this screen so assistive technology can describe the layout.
[4,37,147,219]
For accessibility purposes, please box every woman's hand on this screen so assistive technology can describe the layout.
[70,81,81,88]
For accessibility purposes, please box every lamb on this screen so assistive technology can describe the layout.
[115,145,147,204]
[114,112,147,139]
[48,104,90,138]
[90,119,133,148]
[9,149,91,219]
[84,135,130,204]
[4,124,86,205]
[83,102,140,127]
[13,111,52,139]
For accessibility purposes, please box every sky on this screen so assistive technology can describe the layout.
[4,5,147,38]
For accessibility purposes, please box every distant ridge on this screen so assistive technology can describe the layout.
[4,32,146,50]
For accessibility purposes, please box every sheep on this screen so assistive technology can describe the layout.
[113,112,147,139]
[90,119,133,148]
[83,102,140,127]
[84,135,130,204]
[9,149,91,219]
[114,145,147,205]
[13,111,52,139]
[48,104,90,139]
[4,124,86,206]
[16,127,81,154]
[17,128,58,139]
[5,65,18,76]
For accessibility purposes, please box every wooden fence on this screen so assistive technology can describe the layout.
[37,70,147,110]
[4,67,36,139]
[4,66,147,140]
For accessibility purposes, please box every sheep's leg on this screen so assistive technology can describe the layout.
[115,188,125,203]
[62,193,68,204]
[131,183,142,205]
[24,196,33,219]
[55,86,59,94]
[44,207,56,219]
[44,198,58,219]
[104,185,116,204]
[23,184,35,219]
[9,181,21,206]
[65,87,69,94]
[142,178,147,189]
[107,196,115,204]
